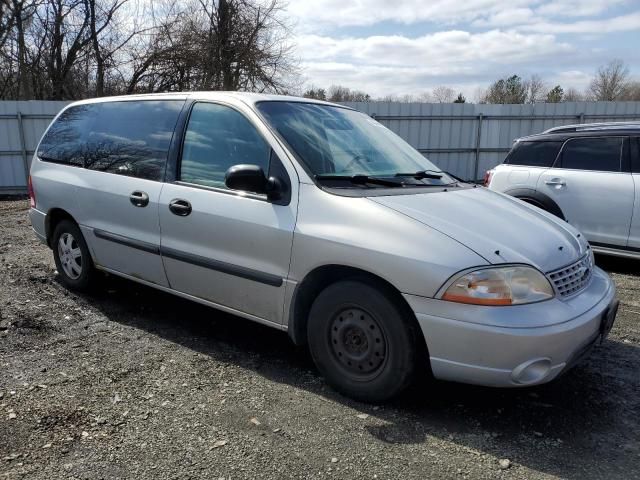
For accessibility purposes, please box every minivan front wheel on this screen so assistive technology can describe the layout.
[52,220,96,291]
[307,280,420,402]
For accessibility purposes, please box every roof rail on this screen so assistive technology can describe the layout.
[543,121,640,134]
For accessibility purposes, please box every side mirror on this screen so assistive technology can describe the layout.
[224,164,283,200]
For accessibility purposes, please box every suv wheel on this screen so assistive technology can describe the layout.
[307,279,421,402]
[52,220,96,291]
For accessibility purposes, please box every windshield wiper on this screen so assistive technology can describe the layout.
[394,170,443,180]
[315,174,405,188]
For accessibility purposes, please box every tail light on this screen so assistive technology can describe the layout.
[28,175,36,208]
[483,169,494,187]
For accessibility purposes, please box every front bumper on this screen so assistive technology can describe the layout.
[404,267,617,387]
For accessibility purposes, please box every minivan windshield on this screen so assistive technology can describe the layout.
[257,101,452,186]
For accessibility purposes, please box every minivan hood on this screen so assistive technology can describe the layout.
[370,187,587,273]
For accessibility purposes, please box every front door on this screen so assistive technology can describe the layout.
[158,102,298,324]
[538,136,634,247]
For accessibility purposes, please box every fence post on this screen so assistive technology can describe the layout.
[474,113,483,181]
[579,113,584,124]
[16,111,29,184]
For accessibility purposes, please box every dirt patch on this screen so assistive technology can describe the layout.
[1,199,639,479]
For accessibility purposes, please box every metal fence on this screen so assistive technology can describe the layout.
[2,99,640,193]
[0,101,69,194]
[343,101,640,180]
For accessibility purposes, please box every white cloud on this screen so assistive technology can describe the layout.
[296,30,574,97]
[522,10,640,33]
[288,0,535,30]
[284,0,640,98]
[298,30,572,68]
[472,8,538,27]
[552,70,593,90]
[535,0,629,18]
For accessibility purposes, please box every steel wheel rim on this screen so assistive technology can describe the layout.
[329,307,387,380]
[57,232,82,280]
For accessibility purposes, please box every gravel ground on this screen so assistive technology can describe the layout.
[0,198,638,480]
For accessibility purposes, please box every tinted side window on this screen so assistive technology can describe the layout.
[38,105,94,167]
[557,137,623,172]
[180,103,270,190]
[632,137,640,173]
[83,101,183,180]
[38,101,183,181]
[504,141,562,167]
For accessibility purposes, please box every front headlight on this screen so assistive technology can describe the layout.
[441,266,554,306]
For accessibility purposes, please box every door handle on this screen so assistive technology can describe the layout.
[169,198,192,216]
[130,190,149,207]
[544,178,566,187]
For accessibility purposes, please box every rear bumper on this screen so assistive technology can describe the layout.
[29,208,48,245]
[404,267,617,387]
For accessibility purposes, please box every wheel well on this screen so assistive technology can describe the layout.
[45,208,76,247]
[506,188,566,221]
[518,196,545,209]
[288,265,424,351]
[516,195,565,220]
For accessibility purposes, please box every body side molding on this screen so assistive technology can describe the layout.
[93,228,283,287]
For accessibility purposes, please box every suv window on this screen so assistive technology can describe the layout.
[504,141,562,167]
[180,103,271,190]
[556,137,623,172]
[632,137,640,173]
[38,101,183,181]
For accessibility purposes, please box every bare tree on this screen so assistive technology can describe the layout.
[1,0,299,99]
[193,0,297,92]
[327,85,370,102]
[526,74,546,103]
[124,0,298,94]
[122,0,190,93]
[0,0,38,99]
[0,0,16,51]
[303,86,326,100]
[563,87,583,102]
[431,85,455,103]
[622,81,640,101]
[589,59,630,101]
[87,0,132,96]
[415,91,432,102]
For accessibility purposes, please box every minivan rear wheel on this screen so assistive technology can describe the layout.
[52,220,96,291]
[307,280,420,402]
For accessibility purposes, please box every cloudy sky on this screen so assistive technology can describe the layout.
[286,0,640,99]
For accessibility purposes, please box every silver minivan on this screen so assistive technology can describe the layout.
[29,92,618,402]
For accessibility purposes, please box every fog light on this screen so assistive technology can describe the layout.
[511,358,552,385]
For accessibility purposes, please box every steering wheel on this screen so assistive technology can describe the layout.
[340,155,369,173]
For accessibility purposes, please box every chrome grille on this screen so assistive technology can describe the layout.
[547,253,593,298]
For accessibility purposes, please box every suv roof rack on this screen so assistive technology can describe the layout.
[543,121,640,134]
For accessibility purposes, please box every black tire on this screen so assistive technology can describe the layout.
[52,219,96,291]
[307,279,421,402]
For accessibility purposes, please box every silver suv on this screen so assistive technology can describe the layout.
[487,122,640,259]
[29,93,618,401]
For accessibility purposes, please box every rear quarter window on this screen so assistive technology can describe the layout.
[38,100,184,181]
[504,141,562,167]
[556,137,623,172]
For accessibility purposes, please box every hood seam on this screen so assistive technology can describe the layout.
[367,197,492,265]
